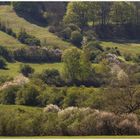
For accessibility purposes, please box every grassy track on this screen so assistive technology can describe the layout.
[0,104,42,112]
[0,5,74,50]
[0,62,63,78]
[101,41,140,55]
[0,31,27,49]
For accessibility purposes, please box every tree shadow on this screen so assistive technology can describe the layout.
[0,67,9,70]
[101,39,140,44]
[15,11,48,27]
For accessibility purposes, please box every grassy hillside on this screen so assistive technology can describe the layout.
[0,5,73,50]
[0,104,42,113]
[0,62,63,78]
[0,31,27,49]
[101,41,140,55]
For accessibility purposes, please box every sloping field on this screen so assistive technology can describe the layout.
[0,5,73,49]
[0,31,26,49]
[0,62,63,78]
[101,41,140,55]
[0,104,42,115]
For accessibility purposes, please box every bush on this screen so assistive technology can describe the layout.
[70,31,83,47]
[14,47,62,63]
[20,64,34,77]
[133,54,140,63]
[124,54,133,61]
[0,45,14,62]
[48,26,56,33]
[16,85,40,106]
[83,30,97,42]
[0,56,7,69]
[41,69,63,86]
[118,114,140,135]
[17,30,41,46]
[68,23,80,32]
[43,104,60,113]
[0,86,19,104]
[61,27,72,40]
[0,76,12,85]
[38,87,66,107]
[0,21,16,38]
[41,113,62,136]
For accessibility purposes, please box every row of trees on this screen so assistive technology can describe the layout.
[0,19,41,46]
[12,2,67,25]
[64,2,140,27]
[12,2,140,27]
[0,104,140,136]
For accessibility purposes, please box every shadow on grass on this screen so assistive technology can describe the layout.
[100,39,140,44]
[0,67,9,70]
[14,10,47,27]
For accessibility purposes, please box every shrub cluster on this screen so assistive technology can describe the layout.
[20,64,34,77]
[0,105,140,136]
[0,84,103,108]
[0,20,16,37]
[0,56,7,69]
[0,45,14,62]
[14,47,62,63]
[48,23,83,47]
[40,69,64,86]
[17,30,41,46]
[0,20,41,46]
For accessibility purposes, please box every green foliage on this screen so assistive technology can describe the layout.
[70,31,83,47]
[16,84,40,106]
[14,47,61,63]
[0,56,7,69]
[41,69,63,86]
[61,27,72,40]
[62,48,99,86]
[64,2,89,27]
[20,64,34,77]
[48,26,56,33]
[0,45,13,62]
[84,41,104,62]
[0,20,16,37]
[0,104,140,136]
[104,86,140,114]
[110,2,135,24]
[12,2,41,16]
[62,48,81,83]
[18,29,41,46]
[0,86,19,104]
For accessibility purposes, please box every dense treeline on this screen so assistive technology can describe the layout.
[12,2,67,25]
[12,2,140,39]
[64,2,140,26]
[1,105,140,136]
[14,47,62,63]
[0,45,62,64]
[0,63,140,112]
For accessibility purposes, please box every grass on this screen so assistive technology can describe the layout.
[0,5,74,50]
[0,31,27,49]
[0,104,42,112]
[0,62,63,78]
[101,41,140,55]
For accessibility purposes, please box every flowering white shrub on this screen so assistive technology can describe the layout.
[43,104,61,113]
